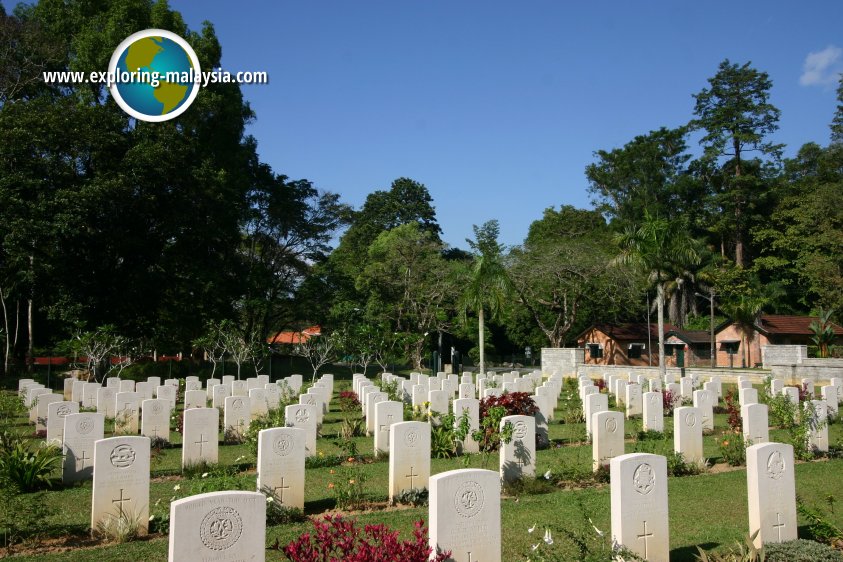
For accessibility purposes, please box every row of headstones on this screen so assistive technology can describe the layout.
[161,442,798,562]
[18,372,334,446]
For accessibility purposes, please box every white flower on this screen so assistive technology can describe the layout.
[201,472,209,478]
[543,529,553,545]
[173,484,180,491]
[528,523,536,534]
[149,515,155,521]
[531,543,540,551]
[266,496,273,503]
[543,470,552,480]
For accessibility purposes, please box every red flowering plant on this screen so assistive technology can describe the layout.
[479,392,539,419]
[339,390,361,412]
[281,514,451,562]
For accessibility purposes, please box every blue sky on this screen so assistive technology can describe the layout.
[12,1,843,248]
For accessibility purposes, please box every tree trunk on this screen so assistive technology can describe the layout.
[478,307,485,376]
[657,283,666,379]
[1,287,9,376]
[27,294,34,374]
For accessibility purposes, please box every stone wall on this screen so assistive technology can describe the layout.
[575,363,772,384]
[770,359,843,384]
[761,345,806,368]
[541,348,585,376]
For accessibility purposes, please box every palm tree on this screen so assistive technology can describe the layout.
[462,221,512,376]
[615,212,702,378]
[720,296,765,368]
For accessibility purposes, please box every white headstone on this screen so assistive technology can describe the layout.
[806,400,829,453]
[141,399,171,442]
[374,400,404,457]
[82,382,100,409]
[692,389,714,431]
[821,386,838,417]
[231,380,248,397]
[610,453,669,562]
[135,381,154,401]
[263,384,281,410]
[299,392,323,426]
[114,391,141,434]
[500,415,536,483]
[625,383,643,418]
[156,385,177,409]
[72,380,86,404]
[741,403,769,446]
[206,378,221,400]
[746,443,797,548]
[63,412,105,482]
[212,383,231,409]
[182,408,219,468]
[365,392,388,435]
[91,436,150,535]
[584,393,609,438]
[248,388,268,419]
[63,377,74,400]
[168,491,266,562]
[224,396,251,441]
[643,391,664,433]
[34,393,63,432]
[739,387,758,407]
[284,404,317,457]
[673,406,704,466]
[593,411,624,471]
[256,427,305,509]
[119,379,135,393]
[388,421,430,500]
[782,386,799,405]
[184,389,207,410]
[428,389,449,421]
[429,468,501,562]
[46,400,78,444]
[680,377,693,399]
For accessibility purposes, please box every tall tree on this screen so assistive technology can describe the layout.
[462,221,512,375]
[692,59,782,267]
[832,74,843,144]
[615,213,702,377]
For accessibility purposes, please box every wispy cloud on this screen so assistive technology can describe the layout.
[799,45,843,86]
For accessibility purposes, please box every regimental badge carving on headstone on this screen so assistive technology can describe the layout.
[454,480,484,518]
[632,463,655,495]
[232,398,244,410]
[151,402,163,414]
[273,435,293,457]
[766,450,785,480]
[57,404,72,417]
[110,444,136,469]
[685,412,697,427]
[405,430,419,447]
[513,421,528,439]
[200,506,243,551]
[605,417,618,433]
[294,408,309,424]
[77,416,94,435]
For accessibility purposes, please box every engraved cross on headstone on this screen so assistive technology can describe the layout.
[467,552,476,562]
[78,450,91,469]
[406,466,419,488]
[773,512,785,541]
[112,488,131,518]
[195,434,209,456]
[637,520,654,558]
[273,477,290,503]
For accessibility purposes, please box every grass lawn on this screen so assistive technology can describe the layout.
[2,376,842,561]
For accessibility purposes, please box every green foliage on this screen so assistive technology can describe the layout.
[717,431,747,466]
[0,434,61,491]
[430,412,459,459]
[95,508,144,544]
[798,497,843,546]
[243,407,288,459]
[0,487,50,548]
[328,462,369,511]
[391,487,429,507]
[261,487,307,525]
[666,451,705,476]
[695,533,764,562]
[811,308,837,358]
[502,475,556,497]
[764,539,843,562]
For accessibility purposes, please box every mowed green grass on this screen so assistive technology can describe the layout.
[4,380,843,561]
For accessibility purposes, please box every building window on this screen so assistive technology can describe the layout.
[628,343,645,359]
[721,341,740,355]
[587,343,603,359]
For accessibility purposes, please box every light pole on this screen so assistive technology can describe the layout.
[695,291,716,368]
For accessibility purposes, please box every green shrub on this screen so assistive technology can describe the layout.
[391,487,428,507]
[0,438,61,491]
[667,451,705,476]
[243,407,287,459]
[764,539,843,562]
[716,431,746,466]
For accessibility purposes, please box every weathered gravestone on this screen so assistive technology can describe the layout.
[141,399,171,442]
[34,394,63,433]
[184,389,207,410]
[500,415,536,483]
[114,391,140,435]
[374,400,404,457]
[584,393,608,438]
[389,421,430,500]
[182,408,219,468]
[224,396,251,442]
[746,442,797,548]
[626,383,643,418]
[156,385,177,409]
[168,491,266,562]
[693,389,715,431]
[429,468,501,562]
[248,388,268,419]
[212,383,231,409]
[284,404,317,457]
[643,391,664,433]
[593,411,624,471]
[91,436,150,535]
[806,400,829,453]
[739,387,758,407]
[63,412,105,483]
[611,453,669,562]
[453,398,480,454]
[95,387,117,419]
[257,427,305,509]
[47,400,78,445]
[742,403,769,446]
[673,406,704,466]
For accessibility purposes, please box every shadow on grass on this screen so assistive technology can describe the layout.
[304,497,335,515]
[672,542,718,562]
